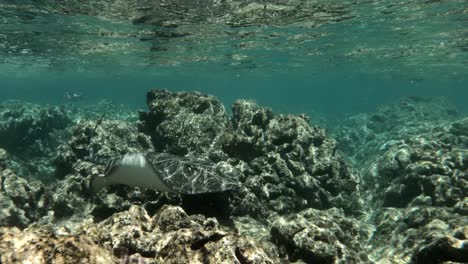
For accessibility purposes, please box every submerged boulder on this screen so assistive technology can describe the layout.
[0,204,279,263]
[270,208,368,263]
[55,119,153,178]
[87,204,279,263]
[0,168,49,228]
[0,225,117,263]
[227,100,362,217]
[139,88,232,157]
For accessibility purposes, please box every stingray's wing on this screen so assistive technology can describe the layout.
[103,155,123,176]
[90,155,123,193]
[147,152,240,194]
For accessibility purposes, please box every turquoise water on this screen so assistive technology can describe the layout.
[1,75,468,116]
[1,2,468,263]
[1,0,467,115]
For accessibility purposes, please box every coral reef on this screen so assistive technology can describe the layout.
[0,91,466,263]
[0,101,71,181]
[0,101,70,156]
[363,118,468,263]
[0,151,50,228]
[55,119,153,178]
[139,89,232,157]
[226,100,362,218]
[0,205,279,263]
[270,208,369,263]
[335,97,467,263]
[0,225,117,263]
[88,205,278,263]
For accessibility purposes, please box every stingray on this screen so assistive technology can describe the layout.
[90,152,240,195]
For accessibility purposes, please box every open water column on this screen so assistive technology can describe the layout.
[0,1,467,263]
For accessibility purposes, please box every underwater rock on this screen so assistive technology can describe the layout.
[363,121,468,262]
[270,207,368,264]
[0,204,279,263]
[227,100,362,217]
[335,97,468,263]
[0,225,117,263]
[139,88,232,157]
[0,169,49,228]
[86,204,279,263]
[363,119,467,209]
[370,207,467,264]
[0,148,22,174]
[411,225,468,264]
[0,100,70,156]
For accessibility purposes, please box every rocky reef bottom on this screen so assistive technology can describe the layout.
[0,91,466,264]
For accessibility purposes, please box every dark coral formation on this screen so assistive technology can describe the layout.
[364,119,467,209]
[55,119,153,178]
[363,118,468,263]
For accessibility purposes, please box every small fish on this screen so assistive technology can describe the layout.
[64,92,83,101]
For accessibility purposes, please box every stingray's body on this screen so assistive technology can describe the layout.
[90,152,240,195]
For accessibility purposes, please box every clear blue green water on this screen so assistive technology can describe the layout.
[1,2,468,262]
[2,75,468,116]
[1,0,467,115]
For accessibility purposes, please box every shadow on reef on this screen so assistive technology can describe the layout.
[181,192,236,227]
[0,90,467,263]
